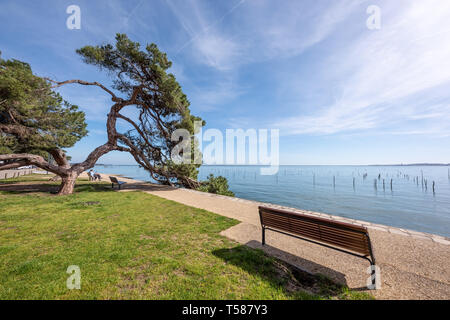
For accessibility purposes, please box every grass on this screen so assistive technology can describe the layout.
[0,175,373,300]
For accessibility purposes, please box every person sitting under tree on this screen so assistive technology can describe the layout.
[88,170,95,181]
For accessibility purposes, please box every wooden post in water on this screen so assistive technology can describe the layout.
[421,170,424,189]
[353,177,356,191]
[383,179,385,191]
[333,176,335,189]
[432,181,436,194]
[374,179,377,191]
[390,178,393,191]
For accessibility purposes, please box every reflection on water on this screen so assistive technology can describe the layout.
[93,164,450,237]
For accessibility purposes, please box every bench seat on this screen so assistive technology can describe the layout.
[258,205,377,288]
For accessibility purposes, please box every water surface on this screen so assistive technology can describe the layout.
[93,164,450,237]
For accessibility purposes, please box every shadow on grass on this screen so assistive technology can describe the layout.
[0,179,115,195]
[212,244,368,299]
[120,182,176,192]
[0,177,52,184]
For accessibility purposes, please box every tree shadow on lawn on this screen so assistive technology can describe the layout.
[120,182,176,192]
[212,244,369,299]
[0,179,114,195]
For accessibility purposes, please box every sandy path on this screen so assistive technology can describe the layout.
[91,172,450,299]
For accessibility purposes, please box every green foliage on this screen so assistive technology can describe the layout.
[198,174,235,197]
[0,135,14,154]
[76,34,204,184]
[0,54,87,155]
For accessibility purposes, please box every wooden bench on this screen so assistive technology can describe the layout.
[258,206,377,287]
[109,176,127,190]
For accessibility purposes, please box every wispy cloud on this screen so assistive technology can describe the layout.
[166,0,358,70]
[188,77,246,112]
[164,0,360,114]
[273,0,450,136]
[166,0,244,70]
[244,0,361,59]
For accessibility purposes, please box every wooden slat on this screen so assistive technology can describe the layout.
[259,206,370,256]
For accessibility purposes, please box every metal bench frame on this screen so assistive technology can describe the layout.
[109,176,127,190]
[258,206,377,287]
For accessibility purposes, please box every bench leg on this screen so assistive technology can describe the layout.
[371,262,376,287]
[262,227,266,246]
[118,184,121,190]
[111,183,114,189]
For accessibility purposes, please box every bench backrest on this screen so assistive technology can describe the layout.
[109,176,119,183]
[259,206,371,256]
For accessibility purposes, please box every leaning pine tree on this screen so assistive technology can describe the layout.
[0,34,223,194]
[0,54,88,194]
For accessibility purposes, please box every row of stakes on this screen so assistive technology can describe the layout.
[208,168,448,194]
[318,173,437,194]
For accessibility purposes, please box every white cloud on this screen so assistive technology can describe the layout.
[164,0,360,115]
[274,0,450,136]
[189,78,246,112]
[250,0,361,59]
[167,0,358,70]
[193,34,241,71]
[166,0,244,70]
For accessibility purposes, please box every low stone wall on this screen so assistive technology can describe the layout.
[0,169,36,180]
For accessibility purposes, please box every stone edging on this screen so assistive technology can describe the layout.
[181,188,450,245]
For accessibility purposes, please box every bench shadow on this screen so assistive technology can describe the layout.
[121,182,176,192]
[212,243,357,299]
[243,240,350,285]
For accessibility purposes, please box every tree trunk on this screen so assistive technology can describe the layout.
[57,171,79,195]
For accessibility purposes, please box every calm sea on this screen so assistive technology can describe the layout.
[93,164,450,237]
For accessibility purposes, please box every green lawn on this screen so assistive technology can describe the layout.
[0,175,372,300]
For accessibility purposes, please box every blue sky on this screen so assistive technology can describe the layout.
[1,0,450,165]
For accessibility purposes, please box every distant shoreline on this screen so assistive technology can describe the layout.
[369,163,450,167]
[94,163,450,167]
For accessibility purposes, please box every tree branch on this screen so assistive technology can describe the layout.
[0,160,29,170]
[47,79,120,102]
[0,153,67,175]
